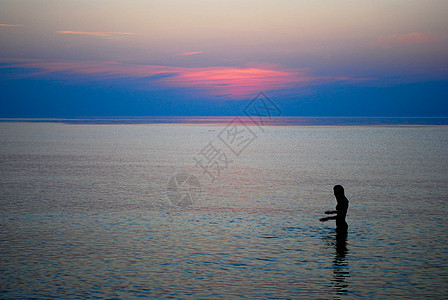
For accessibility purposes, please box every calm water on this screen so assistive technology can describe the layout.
[1,122,448,299]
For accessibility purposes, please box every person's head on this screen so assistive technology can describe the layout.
[333,185,345,197]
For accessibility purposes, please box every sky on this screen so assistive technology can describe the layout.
[0,0,447,117]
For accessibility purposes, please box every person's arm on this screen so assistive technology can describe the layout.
[325,210,337,214]
[320,215,337,222]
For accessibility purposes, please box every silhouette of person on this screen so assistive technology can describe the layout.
[320,185,349,233]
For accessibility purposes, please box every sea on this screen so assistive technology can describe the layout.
[1,118,448,299]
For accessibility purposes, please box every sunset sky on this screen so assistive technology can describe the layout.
[1,0,447,117]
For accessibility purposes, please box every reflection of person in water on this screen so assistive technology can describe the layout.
[320,185,349,233]
[332,230,349,295]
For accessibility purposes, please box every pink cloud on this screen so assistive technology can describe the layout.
[3,59,369,98]
[177,51,204,56]
[0,24,23,27]
[379,32,441,48]
[165,67,313,97]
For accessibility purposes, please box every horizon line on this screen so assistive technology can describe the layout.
[1,116,448,126]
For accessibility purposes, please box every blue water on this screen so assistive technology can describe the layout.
[1,122,448,298]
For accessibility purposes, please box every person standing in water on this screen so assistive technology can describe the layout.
[320,185,349,232]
